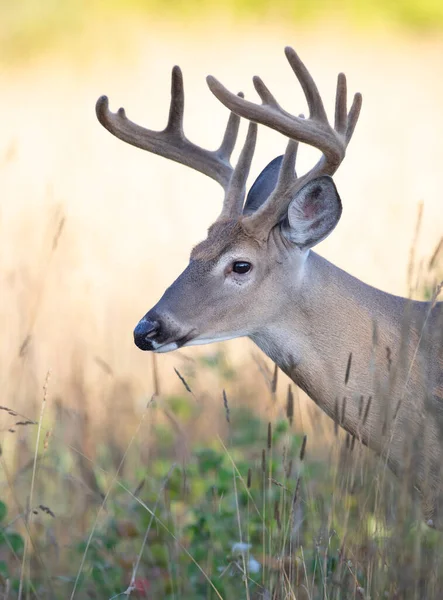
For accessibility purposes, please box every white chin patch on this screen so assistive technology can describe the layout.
[184,332,246,346]
[153,341,179,353]
[153,332,246,353]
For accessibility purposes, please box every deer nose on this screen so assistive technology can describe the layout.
[133,318,160,350]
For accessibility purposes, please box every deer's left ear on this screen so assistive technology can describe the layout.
[282,176,342,249]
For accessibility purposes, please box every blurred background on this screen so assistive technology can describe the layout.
[1,1,443,597]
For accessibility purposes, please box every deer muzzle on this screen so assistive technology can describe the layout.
[133,317,161,351]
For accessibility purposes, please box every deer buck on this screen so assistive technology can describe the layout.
[96,47,443,527]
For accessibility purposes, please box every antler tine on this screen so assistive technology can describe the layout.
[252,76,280,108]
[278,113,304,186]
[345,91,363,144]
[278,139,298,189]
[335,73,348,136]
[283,46,328,122]
[335,72,363,144]
[96,66,242,190]
[218,94,243,160]
[218,122,257,220]
[165,65,185,134]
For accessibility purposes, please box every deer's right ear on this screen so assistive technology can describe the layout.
[243,156,284,215]
[282,176,342,249]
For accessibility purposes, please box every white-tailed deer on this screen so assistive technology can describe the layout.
[97,47,443,526]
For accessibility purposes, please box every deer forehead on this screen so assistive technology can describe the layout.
[190,219,263,262]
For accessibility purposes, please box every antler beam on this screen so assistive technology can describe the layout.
[96,66,241,190]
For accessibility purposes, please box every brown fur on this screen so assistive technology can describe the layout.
[190,219,261,261]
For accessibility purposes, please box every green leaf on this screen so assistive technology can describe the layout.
[0,560,9,578]
[0,501,6,523]
[0,532,25,554]
[195,448,224,473]
[8,533,25,554]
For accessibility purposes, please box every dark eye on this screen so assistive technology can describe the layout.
[232,261,252,274]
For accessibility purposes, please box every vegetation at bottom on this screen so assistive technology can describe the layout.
[2,347,443,600]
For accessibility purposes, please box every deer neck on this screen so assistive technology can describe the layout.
[250,250,413,458]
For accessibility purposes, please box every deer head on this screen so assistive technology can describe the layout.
[96,47,362,353]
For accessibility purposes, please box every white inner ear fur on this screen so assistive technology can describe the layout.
[282,176,342,249]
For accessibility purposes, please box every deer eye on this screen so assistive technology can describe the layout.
[232,261,252,274]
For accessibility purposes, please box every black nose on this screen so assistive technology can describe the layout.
[133,318,160,351]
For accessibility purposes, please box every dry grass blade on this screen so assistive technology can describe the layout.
[362,396,372,426]
[151,353,160,396]
[133,478,145,497]
[285,458,293,479]
[232,462,251,600]
[174,367,192,394]
[431,280,443,309]
[334,397,339,436]
[269,478,290,493]
[223,389,230,424]
[344,352,352,385]
[291,477,301,508]
[94,356,114,376]
[341,397,347,426]
[407,200,423,297]
[350,434,356,452]
[429,237,443,270]
[386,346,392,372]
[274,500,282,531]
[18,371,50,600]
[271,364,278,395]
[174,366,200,404]
[286,385,294,426]
[51,215,65,252]
[299,435,307,462]
[38,505,55,518]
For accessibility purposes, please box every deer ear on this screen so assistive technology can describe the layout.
[243,155,284,215]
[282,176,342,249]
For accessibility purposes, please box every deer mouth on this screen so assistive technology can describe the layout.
[150,331,197,353]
